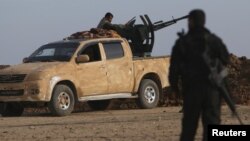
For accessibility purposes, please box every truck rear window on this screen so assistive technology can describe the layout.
[103,42,124,60]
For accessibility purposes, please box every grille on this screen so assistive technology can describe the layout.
[0,90,24,96]
[0,74,26,83]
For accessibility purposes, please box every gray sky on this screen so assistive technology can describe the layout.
[1,0,250,65]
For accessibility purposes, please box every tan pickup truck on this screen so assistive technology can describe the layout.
[0,37,170,116]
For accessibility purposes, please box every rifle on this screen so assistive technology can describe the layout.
[202,37,243,125]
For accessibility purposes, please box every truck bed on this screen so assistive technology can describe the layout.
[132,56,170,89]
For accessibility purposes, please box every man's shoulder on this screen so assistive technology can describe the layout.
[206,32,223,43]
[205,32,227,51]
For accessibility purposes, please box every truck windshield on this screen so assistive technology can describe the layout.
[26,42,79,62]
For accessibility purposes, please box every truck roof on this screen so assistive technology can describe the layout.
[48,37,124,45]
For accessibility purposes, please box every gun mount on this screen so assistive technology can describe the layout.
[113,14,188,57]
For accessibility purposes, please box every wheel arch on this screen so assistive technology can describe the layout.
[52,80,78,102]
[136,73,163,97]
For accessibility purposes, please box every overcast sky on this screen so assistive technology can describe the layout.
[1,0,249,65]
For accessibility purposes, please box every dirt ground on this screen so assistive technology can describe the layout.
[0,105,249,141]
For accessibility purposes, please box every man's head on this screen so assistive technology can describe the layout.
[105,12,113,23]
[188,9,206,29]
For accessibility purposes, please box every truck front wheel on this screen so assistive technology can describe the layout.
[48,85,75,116]
[137,79,160,109]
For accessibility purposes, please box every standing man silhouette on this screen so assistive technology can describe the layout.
[169,9,230,141]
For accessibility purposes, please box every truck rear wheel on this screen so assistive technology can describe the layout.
[137,79,160,109]
[0,102,24,117]
[87,100,111,111]
[48,84,75,116]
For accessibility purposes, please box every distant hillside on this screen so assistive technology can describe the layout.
[228,54,250,105]
[161,54,250,106]
[0,65,10,69]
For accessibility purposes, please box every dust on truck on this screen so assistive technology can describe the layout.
[0,14,187,116]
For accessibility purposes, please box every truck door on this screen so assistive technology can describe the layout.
[76,43,108,96]
[102,41,133,93]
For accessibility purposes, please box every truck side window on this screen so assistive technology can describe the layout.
[103,42,124,60]
[80,44,101,62]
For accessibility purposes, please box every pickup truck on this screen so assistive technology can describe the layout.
[0,37,170,116]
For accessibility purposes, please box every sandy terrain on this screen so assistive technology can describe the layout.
[0,105,249,141]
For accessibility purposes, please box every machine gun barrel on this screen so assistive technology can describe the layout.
[153,15,188,31]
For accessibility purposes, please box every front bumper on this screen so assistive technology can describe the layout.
[0,80,49,102]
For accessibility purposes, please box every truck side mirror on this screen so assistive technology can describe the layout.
[76,55,90,63]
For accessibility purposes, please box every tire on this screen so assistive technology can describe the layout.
[0,102,24,117]
[137,79,160,109]
[48,84,75,116]
[87,100,111,111]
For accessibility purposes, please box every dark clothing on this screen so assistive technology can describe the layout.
[169,27,229,141]
[97,18,128,37]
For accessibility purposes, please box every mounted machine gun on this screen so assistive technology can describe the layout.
[113,15,188,57]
